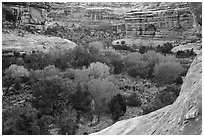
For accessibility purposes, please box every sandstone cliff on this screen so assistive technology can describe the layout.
[91,50,202,135]
[125,2,194,39]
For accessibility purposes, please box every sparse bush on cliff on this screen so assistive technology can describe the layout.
[156,91,177,106]
[142,98,164,115]
[163,85,181,97]
[174,75,183,85]
[154,62,184,85]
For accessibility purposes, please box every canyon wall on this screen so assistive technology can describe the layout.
[125,2,194,39]
[2,2,49,32]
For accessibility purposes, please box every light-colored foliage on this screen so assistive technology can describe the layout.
[88,62,110,78]
[154,62,184,85]
[87,78,122,115]
[5,64,29,78]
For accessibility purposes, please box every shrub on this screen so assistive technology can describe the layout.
[2,105,50,135]
[87,78,121,122]
[23,51,55,70]
[72,62,110,83]
[88,62,110,78]
[142,98,163,115]
[121,40,125,45]
[60,68,76,79]
[4,64,29,78]
[124,52,150,78]
[127,61,150,78]
[157,42,173,54]
[154,62,184,85]
[111,58,125,74]
[108,94,127,122]
[69,46,100,69]
[176,49,196,58]
[74,68,91,83]
[3,65,29,95]
[174,75,183,85]
[100,50,124,74]
[32,76,75,115]
[28,65,61,85]
[126,93,142,107]
[124,51,164,78]
[162,55,177,63]
[124,52,143,67]
[143,51,164,78]
[54,107,78,135]
[71,85,92,113]
[139,46,147,54]
[112,44,131,51]
[163,85,181,97]
[2,57,17,71]
[143,51,164,65]
[156,91,177,106]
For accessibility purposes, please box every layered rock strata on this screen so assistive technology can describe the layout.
[2,2,48,31]
[125,2,194,39]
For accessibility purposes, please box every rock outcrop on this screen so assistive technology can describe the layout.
[171,41,201,55]
[125,2,194,39]
[91,50,202,135]
[2,33,77,56]
[2,2,49,32]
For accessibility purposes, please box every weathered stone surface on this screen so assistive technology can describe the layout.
[2,2,48,31]
[91,51,202,135]
[2,33,77,54]
[171,41,201,54]
[125,2,194,39]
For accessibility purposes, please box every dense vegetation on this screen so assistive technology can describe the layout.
[3,29,197,134]
[3,41,190,134]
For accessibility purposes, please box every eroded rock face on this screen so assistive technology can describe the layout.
[125,2,194,39]
[91,51,202,135]
[2,33,78,56]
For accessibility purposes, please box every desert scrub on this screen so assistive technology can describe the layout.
[154,61,184,85]
[3,64,30,95]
